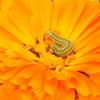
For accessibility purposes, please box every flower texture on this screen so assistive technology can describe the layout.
[0,0,100,100]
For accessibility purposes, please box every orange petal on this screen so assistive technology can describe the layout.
[0,84,22,100]
[67,62,100,74]
[45,78,58,96]
[69,1,100,42]
[1,0,35,45]
[30,0,52,32]
[65,0,89,39]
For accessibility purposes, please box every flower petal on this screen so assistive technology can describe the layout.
[1,0,35,45]
[30,0,53,32]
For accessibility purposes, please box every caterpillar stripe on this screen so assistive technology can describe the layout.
[46,32,73,57]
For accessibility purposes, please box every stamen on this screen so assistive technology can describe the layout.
[36,38,39,44]
[29,47,40,58]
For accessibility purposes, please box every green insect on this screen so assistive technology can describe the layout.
[46,31,73,57]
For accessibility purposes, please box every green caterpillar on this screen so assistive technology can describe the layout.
[46,32,73,57]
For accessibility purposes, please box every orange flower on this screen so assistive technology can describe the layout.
[0,0,100,100]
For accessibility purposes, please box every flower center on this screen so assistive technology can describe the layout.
[45,31,73,57]
[24,31,75,71]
